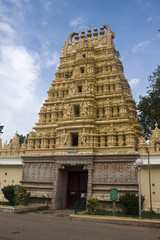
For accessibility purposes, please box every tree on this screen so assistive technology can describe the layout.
[9,133,29,145]
[119,193,145,215]
[137,65,160,140]
[18,134,29,145]
[0,124,4,135]
[2,185,15,205]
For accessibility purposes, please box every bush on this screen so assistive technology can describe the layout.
[2,185,31,206]
[119,193,145,215]
[17,186,30,206]
[2,185,15,205]
[87,198,101,214]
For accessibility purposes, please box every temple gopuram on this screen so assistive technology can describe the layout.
[0,26,145,209]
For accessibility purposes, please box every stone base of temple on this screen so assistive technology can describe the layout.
[22,153,139,210]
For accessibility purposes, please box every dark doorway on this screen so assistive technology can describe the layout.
[67,171,88,209]
[71,133,78,146]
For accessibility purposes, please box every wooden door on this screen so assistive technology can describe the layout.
[67,171,88,209]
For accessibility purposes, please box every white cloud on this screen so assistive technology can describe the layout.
[146,16,152,22]
[0,15,43,143]
[46,51,60,69]
[69,16,84,27]
[0,43,42,142]
[44,1,52,11]
[0,21,15,37]
[129,78,140,88]
[132,40,150,53]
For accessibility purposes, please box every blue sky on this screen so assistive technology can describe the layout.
[0,0,160,142]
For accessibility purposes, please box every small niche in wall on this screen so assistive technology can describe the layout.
[80,67,84,73]
[78,86,82,93]
[71,133,78,146]
[5,172,7,175]
[74,105,80,117]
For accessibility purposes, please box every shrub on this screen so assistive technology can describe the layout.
[87,198,101,214]
[119,193,145,215]
[17,186,30,206]
[2,185,15,205]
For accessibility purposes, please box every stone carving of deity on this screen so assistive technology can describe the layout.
[80,129,87,145]
[62,130,68,146]
[155,142,160,152]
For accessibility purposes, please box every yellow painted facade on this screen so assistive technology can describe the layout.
[139,124,160,212]
[0,159,22,201]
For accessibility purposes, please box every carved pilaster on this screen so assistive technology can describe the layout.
[84,164,94,200]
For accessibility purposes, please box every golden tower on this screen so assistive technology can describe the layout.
[22,26,142,208]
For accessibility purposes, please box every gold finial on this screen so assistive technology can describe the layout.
[100,26,104,36]
[93,27,98,37]
[87,27,92,38]
[155,122,158,128]
[81,29,86,39]
[74,31,79,41]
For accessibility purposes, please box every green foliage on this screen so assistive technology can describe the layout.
[2,185,30,206]
[142,210,160,219]
[0,124,4,134]
[17,186,30,206]
[0,201,11,206]
[86,198,101,214]
[119,193,145,216]
[1,185,15,205]
[9,133,29,145]
[137,65,160,140]
[18,134,29,145]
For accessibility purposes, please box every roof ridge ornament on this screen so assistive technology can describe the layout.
[103,25,115,39]
[68,32,77,44]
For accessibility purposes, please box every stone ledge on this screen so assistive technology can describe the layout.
[0,204,48,213]
[70,214,160,228]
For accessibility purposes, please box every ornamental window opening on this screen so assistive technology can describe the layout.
[124,135,126,146]
[74,105,80,117]
[102,86,104,92]
[78,86,82,93]
[116,135,118,146]
[71,133,78,146]
[105,136,107,146]
[98,136,100,147]
[80,67,85,73]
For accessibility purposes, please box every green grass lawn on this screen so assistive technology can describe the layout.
[0,201,11,206]
[85,209,160,219]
